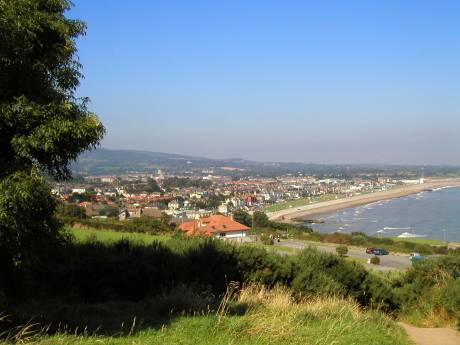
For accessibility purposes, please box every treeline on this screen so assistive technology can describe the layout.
[161,177,212,191]
[121,177,162,193]
[61,216,177,234]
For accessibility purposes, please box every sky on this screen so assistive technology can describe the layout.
[69,1,460,165]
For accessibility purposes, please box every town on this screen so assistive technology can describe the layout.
[53,168,425,227]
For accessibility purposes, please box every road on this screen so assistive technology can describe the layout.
[275,239,412,270]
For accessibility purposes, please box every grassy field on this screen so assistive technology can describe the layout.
[7,285,411,345]
[392,237,446,246]
[68,227,171,244]
[264,194,346,213]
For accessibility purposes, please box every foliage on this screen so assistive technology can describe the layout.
[69,227,171,245]
[0,172,65,299]
[0,0,104,300]
[162,177,212,191]
[336,245,348,257]
[0,0,105,179]
[122,177,161,193]
[57,203,87,219]
[3,235,396,313]
[394,255,460,328]
[233,209,252,227]
[253,211,269,227]
[441,278,460,328]
[300,231,449,255]
[98,206,119,218]
[260,234,274,245]
[67,192,94,203]
[370,256,381,265]
[62,216,176,234]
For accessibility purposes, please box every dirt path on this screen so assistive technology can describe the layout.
[399,322,460,345]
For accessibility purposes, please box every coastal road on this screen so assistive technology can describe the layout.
[275,239,412,270]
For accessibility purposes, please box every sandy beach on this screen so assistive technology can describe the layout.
[268,179,460,223]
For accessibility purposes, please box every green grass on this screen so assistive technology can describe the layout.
[264,194,346,213]
[344,256,369,264]
[392,237,446,246]
[8,286,411,345]
[68,227,171,244]
[271,244,301,254]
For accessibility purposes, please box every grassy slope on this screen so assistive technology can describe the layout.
[19,286,411,345]
[68,227,170,244]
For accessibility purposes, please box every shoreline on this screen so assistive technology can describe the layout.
[267,178,460,223]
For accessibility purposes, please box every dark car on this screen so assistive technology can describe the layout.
[366,247,375,254]
[373,248,389,255]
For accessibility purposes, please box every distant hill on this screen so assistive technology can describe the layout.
[72,148,460,177]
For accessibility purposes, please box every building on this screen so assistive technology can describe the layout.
[179,215,250,238]
[217,203,228,214]
[168,199,181,210]
[119,207,142,221]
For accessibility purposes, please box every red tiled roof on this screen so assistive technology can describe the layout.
[179,215,249,236]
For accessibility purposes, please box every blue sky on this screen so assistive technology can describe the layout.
[70,1,460,164]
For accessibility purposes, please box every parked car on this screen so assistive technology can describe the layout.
[410,253,424,265]
[366,247,376,254]
[373,248,389,255]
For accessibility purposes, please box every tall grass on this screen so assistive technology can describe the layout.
[0,285,411,345]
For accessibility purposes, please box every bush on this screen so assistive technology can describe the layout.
[394,256,460,326]
[260,234,274,245]
[233,210,252,227]
[441,278,460,328]
[351,235,367,246]
[336,246,348,257]
[253,211,270,227]
[323,232,350,244]
[370,256,380,265]
[290,248,390,309]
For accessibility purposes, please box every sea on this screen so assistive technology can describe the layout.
[307,186,460,242]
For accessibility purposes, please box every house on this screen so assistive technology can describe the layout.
[217,203,228,214]
[179,215,250,238]
[168,199,181,210]
[72,187,86,194]
[119,207,142,221]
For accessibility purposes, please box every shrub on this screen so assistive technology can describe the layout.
[260,234,274,245]
[351,235,367,246]
[323,232,350,244]
[370,256,380,265]
[336,246,348,257]
[233,210,252,227]
[291,248,383,308]
[394,256,460,326]
[441,278,460,328]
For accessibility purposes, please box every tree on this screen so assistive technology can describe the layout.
[336,246,348,257]
[233,209,252,227]
[58,203,87,219]
[99,206,119,218]
[0,0,104,297]
[253,211,270,228]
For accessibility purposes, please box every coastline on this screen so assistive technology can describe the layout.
[267,178,460,223]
